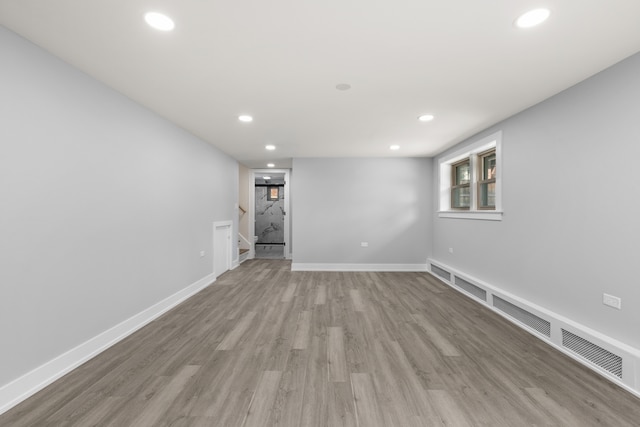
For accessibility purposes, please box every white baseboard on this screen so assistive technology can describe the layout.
[291,263,428,272]
[0,273,216,416]
[427,258,640,399]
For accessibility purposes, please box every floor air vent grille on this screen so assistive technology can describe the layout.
[493,296,551,337]
[430,264,450,281]
[453,276,487,301]
[561,329,622,378]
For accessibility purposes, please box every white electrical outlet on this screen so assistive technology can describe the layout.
[200,251,205,257]
[448,247,454,254]
[603,293,621,310]
[361,242,369,247]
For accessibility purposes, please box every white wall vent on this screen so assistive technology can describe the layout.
[561,329,623,379]
[493,296,551,337]
[453,276,487,301]
[430,264,450,281]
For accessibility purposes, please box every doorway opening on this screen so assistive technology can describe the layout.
[253,171,289,259]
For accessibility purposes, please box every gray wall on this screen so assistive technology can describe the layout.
[292,158,432,265]
[0,26,238,387]
[432,52,640,348]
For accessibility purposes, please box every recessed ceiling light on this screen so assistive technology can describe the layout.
[418,114,434,122]
[390,145,400,151]
[144,12,175,31]
[265,145,276,151]
[515,8,550,28]
[336,83,351,91]
[267,163,275,168]
[263,176,271,180]
[238,115,253,122]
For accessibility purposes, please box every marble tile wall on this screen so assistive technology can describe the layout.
[255,186,285,244]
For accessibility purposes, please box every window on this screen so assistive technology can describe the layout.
[477,149,496,210]
[438,131,502,221]
[451,158,471,209]
[267,186,279,201]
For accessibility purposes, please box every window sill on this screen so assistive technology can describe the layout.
[438,210,503,221]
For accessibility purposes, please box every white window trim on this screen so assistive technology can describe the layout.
[438,131,503,221]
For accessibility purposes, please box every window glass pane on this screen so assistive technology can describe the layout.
[479,182,496,208]
[483,153,496,180]
[455,162,470,185]
[267,186,279,201]
[452,187,470,208]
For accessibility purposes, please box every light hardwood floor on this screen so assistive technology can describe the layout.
[2,259,639,426]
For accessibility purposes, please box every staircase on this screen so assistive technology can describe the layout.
[238,233,252,263]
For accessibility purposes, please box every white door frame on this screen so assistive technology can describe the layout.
[213,220,233,278]
[250,169,291,259]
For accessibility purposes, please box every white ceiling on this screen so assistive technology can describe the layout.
[2,1,640,168]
